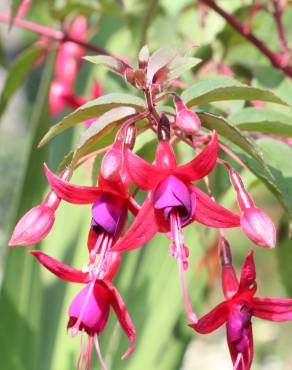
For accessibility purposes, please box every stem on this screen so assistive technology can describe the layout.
[200,0,292,78]
[144,89,161,124]
[0,13,116,58]
[139,0,159,49]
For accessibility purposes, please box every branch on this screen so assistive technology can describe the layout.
[271,0,289,54]
[0,13,116,58]
[200,0,292,79]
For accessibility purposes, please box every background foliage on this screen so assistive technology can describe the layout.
[1,1,292,369]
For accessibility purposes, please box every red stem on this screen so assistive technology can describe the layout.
[271,0,290,54]
[200,0,292,78]
[0,13,115,58]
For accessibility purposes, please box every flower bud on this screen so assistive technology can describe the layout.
[174,96,201,134]
[241,207,276,248]
[49,80,71,115]
[9,204,55,247]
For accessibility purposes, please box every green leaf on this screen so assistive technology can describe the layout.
[83,55,130,75]
[198,112,272,178]
[38,93,145,147]
[182,76,290,106]
[165,56,201,82]
[229,107,292,137]
[0,46,44,118]
[73,106,138,163]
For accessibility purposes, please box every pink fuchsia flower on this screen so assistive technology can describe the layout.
[191,248,292,370]
[113,132,240,255]
[44,139,138,267]
[9,169,70,247]
[174,95,201,134]
[30,250,135,370]
[228,167,276,248]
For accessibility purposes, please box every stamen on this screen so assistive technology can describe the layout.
[233,352,243,370]
[72,233,112,336]
[77,330,85,370]
[85,337,93,370]
[170,210,198,324]
[94,335,108,370]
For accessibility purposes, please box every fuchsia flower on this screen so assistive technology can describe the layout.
[228,167,276,248]
[9,169,70,246]
[30,250,135,369]
[113,132,240,255]
[191,244,292,370]
[44,138,138,266]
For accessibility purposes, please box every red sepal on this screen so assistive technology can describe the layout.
[252,297,292,321]
[191,301,229,334]
[30,250,89,283]
[174,132,218,182]
[87,226,98,252]
[238,250,256,294]
[44,164,100,204]
[125,148,166,191]
[102,281,136,359]
[112,193,167,252]
[191,186,240,228]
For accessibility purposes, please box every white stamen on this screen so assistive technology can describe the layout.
[94,335,108,370]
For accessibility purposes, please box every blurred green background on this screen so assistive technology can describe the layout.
[1,1,292,369]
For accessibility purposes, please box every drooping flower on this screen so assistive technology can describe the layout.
[30,250,135,370]
[191,246,292,370]
[113,132,240,255]
[228,167,276,248]
[9,169,70,247]
[44,137,138,267]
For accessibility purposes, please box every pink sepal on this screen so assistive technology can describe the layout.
[174,132,218,182]
[238,250,256,294]
[30,250,89,283]
[241,207,276,248]
[191,300,229,334]
[101,280,136,359]
[9,204,55,247]
[44,164,100,204]
[252,297,292,321]
[191,186,240,228]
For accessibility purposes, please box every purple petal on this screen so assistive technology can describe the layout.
[227,303,252,353]
[92,192,128,236]
[153,175,195,225]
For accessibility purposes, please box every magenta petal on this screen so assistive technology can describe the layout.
[103,281,136,359]
[44,164,100,204]
[174,132,218,182]
[30,250,89,283]
[92,193,128,236]
[191,301,229,334]
[153,175,195,224]
[191,186,240,228]
[68,282,110,336]
[227,322,253,370]
[227,304,252,353]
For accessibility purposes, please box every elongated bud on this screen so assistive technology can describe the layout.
[228,167,276,248]
[241,207,276,249]
[9,204,55,247]
[174,96,201,134]
[219,238,238,299]
[158,114,170,142]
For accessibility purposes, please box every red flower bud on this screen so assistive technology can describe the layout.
[241,207,276,248]
[174,97,201,134]
[9,204,55,247]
